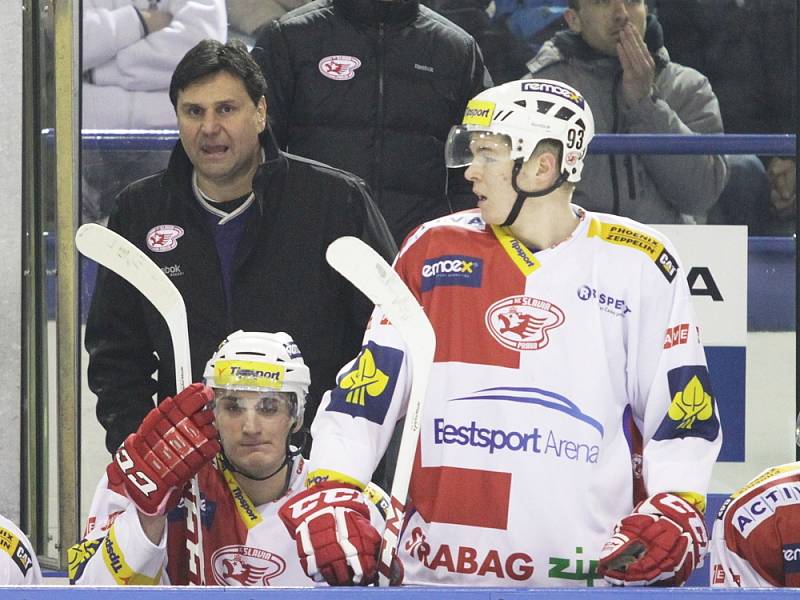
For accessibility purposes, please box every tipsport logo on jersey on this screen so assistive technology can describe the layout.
[327,341,403,424]
[652,366,720,442]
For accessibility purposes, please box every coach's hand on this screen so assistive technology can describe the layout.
[598,492,708,586]
[106,383,219,516]
[279,481,381,585]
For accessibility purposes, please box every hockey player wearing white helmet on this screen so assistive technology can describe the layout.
[710,414,800,588]
[71,331,386,586]
[284,79,721,587]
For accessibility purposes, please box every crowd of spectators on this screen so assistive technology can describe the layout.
[80,0,794,235]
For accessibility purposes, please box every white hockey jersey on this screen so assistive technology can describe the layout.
[70,454,328,586]
[310,208,722,587]
[0,514,41,584]
[710,461,800,587]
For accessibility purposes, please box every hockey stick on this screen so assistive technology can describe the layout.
[326,236,436,586]
[75,222,206,584]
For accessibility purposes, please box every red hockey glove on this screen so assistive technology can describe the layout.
[279,481,381,585]
[106,383,220,516]
[598,492,708,586]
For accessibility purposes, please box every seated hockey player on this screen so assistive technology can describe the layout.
[69,330,385,586]
[710,414,800,588]
[0,514,41,584]
[278,79,722,587]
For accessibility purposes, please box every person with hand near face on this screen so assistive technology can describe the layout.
[71,330,387,586]
[85,39,396,460]
[524,0,728,226]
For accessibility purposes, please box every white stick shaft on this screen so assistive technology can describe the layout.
[76,223,206,584]
[326,236,435,586]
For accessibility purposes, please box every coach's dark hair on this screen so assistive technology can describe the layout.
[169,39,267,108]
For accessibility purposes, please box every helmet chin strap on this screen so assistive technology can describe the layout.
[500,158,569,228]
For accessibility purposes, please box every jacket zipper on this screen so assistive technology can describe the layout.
[624,154,637,201]
[374,22,385,205]
[610,70,622,215]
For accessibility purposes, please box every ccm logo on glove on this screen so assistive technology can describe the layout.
[115,446,158,497]
[285,487,364,520]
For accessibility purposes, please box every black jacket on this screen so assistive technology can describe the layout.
[252,0,490,245]
[85,132,397,453]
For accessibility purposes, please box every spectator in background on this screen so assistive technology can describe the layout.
[83,0,227,129]
[525,0,727,225]
[422,0,531,84]
[82,0,228,223]
[252,0,491,245]
[657,0,796,235]
[492,0,568,59]
[226,0,309,42]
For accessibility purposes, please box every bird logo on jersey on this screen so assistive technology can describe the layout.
[318,55,361,80]
[485,295,565,351]
[146,224,184,252]
[327,342,403,424]
[653,366,720,441]
[211,545,287,586]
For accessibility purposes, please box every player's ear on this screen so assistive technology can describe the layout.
[257,96,267,131]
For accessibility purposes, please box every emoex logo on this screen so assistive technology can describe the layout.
[421,255,483,292]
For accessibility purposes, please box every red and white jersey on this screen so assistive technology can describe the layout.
[711,462,800,587]
[0,514,41,584]
[70,454,355,586]
[310,208,722,587]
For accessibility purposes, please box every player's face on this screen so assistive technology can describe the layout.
[213,389,294,479]
[567,0,647,57]
[176,71,267,196]
[464,134,517,225]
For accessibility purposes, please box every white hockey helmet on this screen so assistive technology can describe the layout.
[445,78,595,183]
[204,330,310,428]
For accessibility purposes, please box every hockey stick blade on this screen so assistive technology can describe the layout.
[326,236,436,586]
[75,222,205,583]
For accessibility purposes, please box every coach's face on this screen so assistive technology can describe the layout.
[177,70,267,200]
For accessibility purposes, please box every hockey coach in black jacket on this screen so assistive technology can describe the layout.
[252,0,492,245]
[85,39,397,454]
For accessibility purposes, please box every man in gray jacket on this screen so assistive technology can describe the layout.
[525,0,727,224]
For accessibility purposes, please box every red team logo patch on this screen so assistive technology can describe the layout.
[318,55,362,80]
[146,225,184,252]
[485,295,565,351]
[211,545,286,586]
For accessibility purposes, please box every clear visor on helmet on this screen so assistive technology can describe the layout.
[444,126,513,168]
[212,389,297,420]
